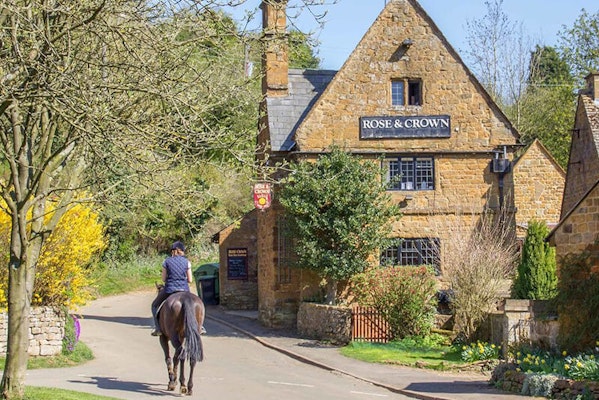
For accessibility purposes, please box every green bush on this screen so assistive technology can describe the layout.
[512,220,557,300]
[351,266,437,339]
[555,251,599,352]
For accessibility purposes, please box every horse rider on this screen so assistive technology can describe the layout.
[151,240,193,336]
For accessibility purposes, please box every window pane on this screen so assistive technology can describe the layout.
[381,238,440,274]
[387,160,401,190]
[385,157,434,191]
[415,158,434,190]
[391,81,404,106]
[400,240,419,265]
[408,80,421,105]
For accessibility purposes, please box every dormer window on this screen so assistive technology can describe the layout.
[391,78,422,106]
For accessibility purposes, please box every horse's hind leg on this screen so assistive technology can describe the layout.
[160,336,176,391]
[179,359,187,395]
[187,360,196,395]
[173,345,186,394]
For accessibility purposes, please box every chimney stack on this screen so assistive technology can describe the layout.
[261,0,289,97]
[585,72,599,103]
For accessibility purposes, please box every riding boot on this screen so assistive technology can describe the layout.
[151,308,162,336]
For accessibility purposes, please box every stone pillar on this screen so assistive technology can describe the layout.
[502,299,532,356]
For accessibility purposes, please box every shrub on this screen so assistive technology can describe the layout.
[0,201,107,308]
[556,251,599,352]
[512,220,558,300]
[351,266,437,339]
[442,209,518,341]
[521,373,560,397]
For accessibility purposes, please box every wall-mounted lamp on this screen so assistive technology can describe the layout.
[402,38,413,48]
[404,195,414,201]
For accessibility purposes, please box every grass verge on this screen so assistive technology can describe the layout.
[0,342,103,400]
[0,341,93,370]
[24,387,121,400]
[341,339,465,371]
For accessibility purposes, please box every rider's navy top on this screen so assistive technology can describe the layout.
[163,255,191,294]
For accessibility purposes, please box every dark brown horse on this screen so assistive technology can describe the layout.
[157,290,205,395]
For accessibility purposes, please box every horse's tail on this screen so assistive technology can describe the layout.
[179,295,203,363]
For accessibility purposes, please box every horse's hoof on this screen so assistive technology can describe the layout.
[167,383,176,391]
[180,386,188,394]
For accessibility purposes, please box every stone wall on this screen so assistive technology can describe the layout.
[496,369,599,399]
[552,184,599,260]
[512,140,565,234]
[561,80,599,217]
[218,210,259,311]
[296,302,352,345]
[501,299,559,354]
[0,307,65,356]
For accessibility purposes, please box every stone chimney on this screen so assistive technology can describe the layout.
[585,72,599,102]
[261,0,289,97]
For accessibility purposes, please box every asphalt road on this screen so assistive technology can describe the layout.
[26,290,412,399]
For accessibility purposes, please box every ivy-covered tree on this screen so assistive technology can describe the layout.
[278,147,401,304]
[512,220,558,300]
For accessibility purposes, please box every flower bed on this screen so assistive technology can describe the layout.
[492,362,599,399]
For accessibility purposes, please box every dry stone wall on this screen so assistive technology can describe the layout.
[0,307,65,356]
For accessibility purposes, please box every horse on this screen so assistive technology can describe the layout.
[156,289,205,395]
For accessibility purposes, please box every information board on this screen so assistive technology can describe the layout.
[227,248,248,280]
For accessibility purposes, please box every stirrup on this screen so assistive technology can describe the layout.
[151,328,162,336]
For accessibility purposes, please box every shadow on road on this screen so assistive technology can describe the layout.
[79,314,151,327]
[68,376,169,397]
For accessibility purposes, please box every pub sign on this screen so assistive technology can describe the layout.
[253,182,272,210]
[360,115,451,139]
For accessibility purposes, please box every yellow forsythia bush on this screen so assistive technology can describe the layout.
[0,201,107,309]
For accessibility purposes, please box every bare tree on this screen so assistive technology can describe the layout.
[439,206,519,341]
[464,0,537,109]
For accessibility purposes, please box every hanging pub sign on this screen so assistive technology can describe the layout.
[359,115,451,139]
[253,182,272,210]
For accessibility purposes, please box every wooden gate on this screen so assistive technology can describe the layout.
[351,305,390,343]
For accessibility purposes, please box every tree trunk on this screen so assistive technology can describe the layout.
[1,201,46,399]
[324,279,338,305]
[1,256,33,400]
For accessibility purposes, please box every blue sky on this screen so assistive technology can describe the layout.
[228,0,597,70]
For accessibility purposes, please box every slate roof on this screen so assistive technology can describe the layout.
[266,68,336,152]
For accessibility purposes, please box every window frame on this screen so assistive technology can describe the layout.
[384,156,435,191]
[380,238,440,274]
[391,78,422,106]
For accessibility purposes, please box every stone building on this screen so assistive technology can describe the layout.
[548,73,599,259]
[215,0,565,327]
[512,139,565,238]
